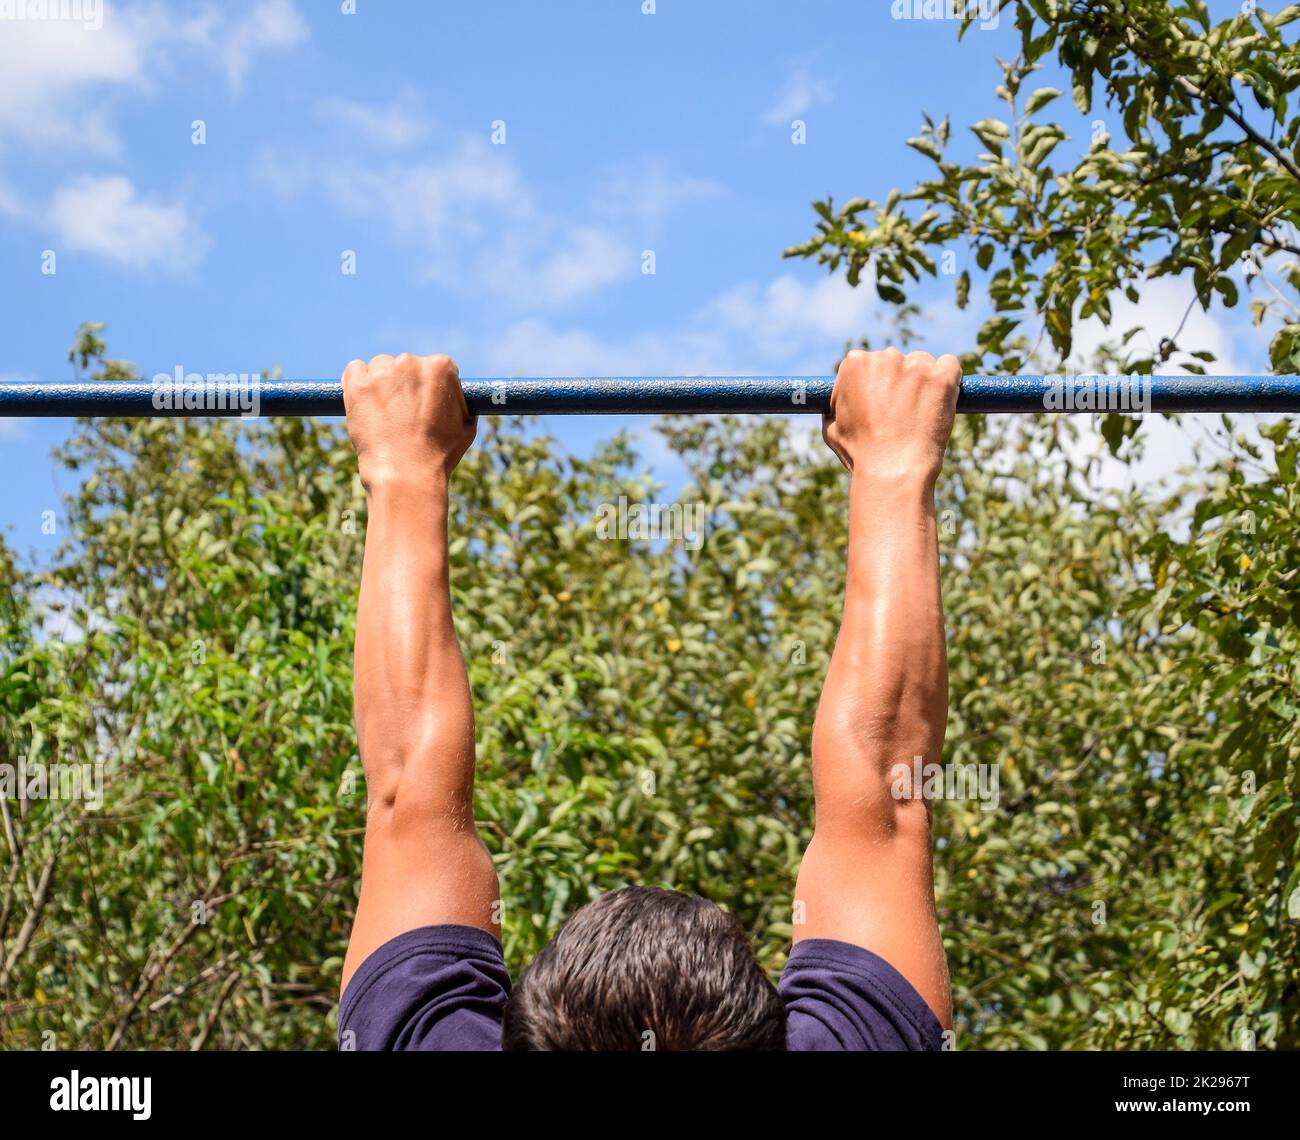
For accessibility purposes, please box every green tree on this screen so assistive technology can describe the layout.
[2,5,1298,1043]
[788,0,1300,448]
[0,323,1295,1049]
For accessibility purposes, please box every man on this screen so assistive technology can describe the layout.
[338,348,959,1051]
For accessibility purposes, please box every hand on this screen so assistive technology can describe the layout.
[343,353,476,489]
[822,348,960,482]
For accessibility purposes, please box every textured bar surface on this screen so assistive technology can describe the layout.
[0,375,1298,416]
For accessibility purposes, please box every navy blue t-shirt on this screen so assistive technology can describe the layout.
[339,924,945,1051]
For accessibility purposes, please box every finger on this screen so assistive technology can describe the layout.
[935,354,962,409]
[427,354,471,421]
[832,349,868,413]
[427,352,459,379]
[861,347,904,388]
[341,360,367,410]
[821,420,851,470]
[439,361,475,423]
[439,359,473,422]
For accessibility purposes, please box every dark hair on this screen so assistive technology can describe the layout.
[501,886,787,1051]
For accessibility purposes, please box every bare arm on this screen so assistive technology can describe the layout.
[793,347,958,1028]
[341,353,499,995]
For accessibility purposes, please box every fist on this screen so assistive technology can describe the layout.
[822,348,960,481]
[342,353,476,488]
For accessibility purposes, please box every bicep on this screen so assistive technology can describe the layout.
[342,786,500,996]
[793,809,952,1029]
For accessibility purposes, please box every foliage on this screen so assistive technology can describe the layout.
[0,332,1295,1047]
[1,0,1297,1053]
[788,0,1300,450]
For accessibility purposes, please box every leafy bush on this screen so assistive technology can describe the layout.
[1,400,1295,1049]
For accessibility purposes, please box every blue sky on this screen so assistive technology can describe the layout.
[0,0,1268,563]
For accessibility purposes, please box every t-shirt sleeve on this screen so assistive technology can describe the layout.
[779,938,946,1051]
[338,924,510,1051]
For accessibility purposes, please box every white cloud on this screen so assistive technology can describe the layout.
[480,226,633,306]
[593,160,724,230]
[1041,276,1269,493]
[219,0,309,93]
[0,179,21,218]
[763,65,832,126]
[324,138,530,255]
[48,175,209,270]
[315,144,721,306]
[534,227,633,303]
[704,274,879,359]
[475,318,734,377]
[316,94,431,148]
[0,5,202,155]
[451,271,888,377]
[1070,276,1252,375]
[0,1,306,154]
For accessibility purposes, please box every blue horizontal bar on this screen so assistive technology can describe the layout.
[0,375,1297,416]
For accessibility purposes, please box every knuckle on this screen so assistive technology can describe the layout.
[936,353,962,385]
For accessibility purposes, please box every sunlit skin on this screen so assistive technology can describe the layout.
[341,353,498,994]
[340,348,958,1032]
[796,347,959,1029]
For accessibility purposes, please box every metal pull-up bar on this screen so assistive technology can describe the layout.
[0,374,1298,416]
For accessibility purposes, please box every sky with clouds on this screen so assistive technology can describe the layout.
[0,0,1271,562]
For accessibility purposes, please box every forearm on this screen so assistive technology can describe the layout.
[354,474,476,820]
[795,348,955,1026]
[340,354,496,994]
[811,468,948,829]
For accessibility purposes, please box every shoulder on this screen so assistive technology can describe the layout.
[339,924,510,1051]
[780,938,946,1051]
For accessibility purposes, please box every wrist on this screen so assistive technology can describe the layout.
[359,456,451,496]
[850,463,939,496]
[361,465,450,501]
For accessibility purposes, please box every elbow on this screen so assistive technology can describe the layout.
[357,723,476,824]
[810,719,938,843]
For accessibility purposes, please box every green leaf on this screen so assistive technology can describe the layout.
[907,136,943,163]
[1024,87,1062,115]
[971,118,1011,151]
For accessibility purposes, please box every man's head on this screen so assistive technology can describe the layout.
[501,886,787,1051]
